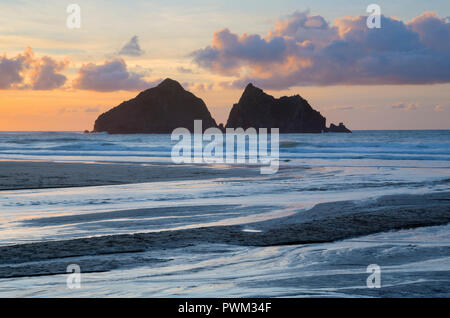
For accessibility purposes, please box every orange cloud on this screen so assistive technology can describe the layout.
[192,11,450,90]
[0,47,68,90]
[73,58,160,92]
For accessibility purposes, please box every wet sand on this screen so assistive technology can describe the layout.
[1,191,449,278]
[1,160,449,282]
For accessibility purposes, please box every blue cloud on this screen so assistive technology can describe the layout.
[0,47,67,90]
[118,36,145,57]
[192,11,450,89]
[73,58,158,92]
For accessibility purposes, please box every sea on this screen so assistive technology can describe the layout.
[0,130,449,297]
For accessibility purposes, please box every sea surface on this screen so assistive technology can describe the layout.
[0,130,449,297]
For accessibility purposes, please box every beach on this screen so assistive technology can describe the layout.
[0,130,449,297]
[2,0,450,302]
[0,161,260,190]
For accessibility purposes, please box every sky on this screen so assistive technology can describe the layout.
[0,0,449,131]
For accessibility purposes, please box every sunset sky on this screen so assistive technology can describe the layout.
[1,0,449,131]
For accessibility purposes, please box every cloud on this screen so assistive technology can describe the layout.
[183,82,214,92]
[408,12,450,52]
[0,47,67,90]
[30,56,68,90]
[268,10,338,48]
[0,50,29,89]
[73,58,159,92]
[85,106,101,113]
[192,11,450,89]
[391,102,420,110]
[434,105,445,112]
[177,66,194,74]
[2,48,156,92]
[118,36,145,57]
[129,65,152,76]
[58,106,102,114]
[191,28,288,76]
[329,105,354,111]
[58,107,78,114]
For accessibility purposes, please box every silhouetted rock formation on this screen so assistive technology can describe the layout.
[94,79,351,134]
[93,78,217,134]
[226,84,327,133]
[327,123,352,133]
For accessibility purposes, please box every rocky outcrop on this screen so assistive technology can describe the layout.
[226,84,327,133]
[93,79,351,134]
[327,123,352,133]
[93,78,217,134]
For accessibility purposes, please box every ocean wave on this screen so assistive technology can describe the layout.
[1,131,450,164]
[280,141,302,148]
[2,150,449,162]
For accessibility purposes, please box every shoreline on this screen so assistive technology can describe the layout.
[0,160,262,190]
[1,191,449,278]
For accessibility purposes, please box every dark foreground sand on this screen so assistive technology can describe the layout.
[1,191,449,278]
[0,160,449,279]
[0,160,260,190]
